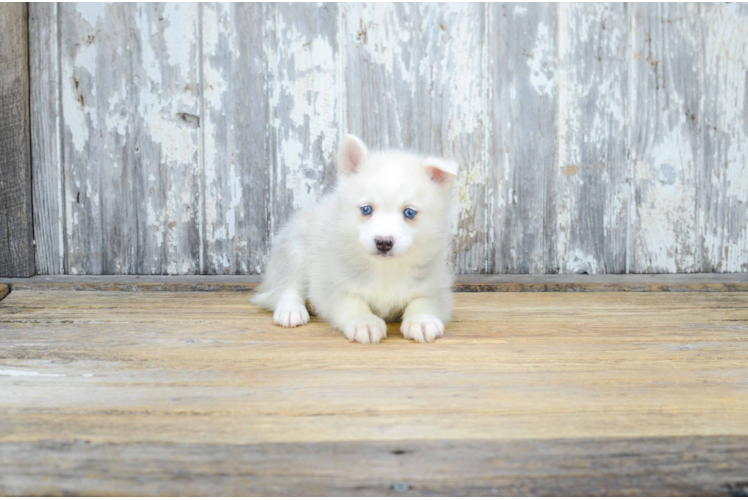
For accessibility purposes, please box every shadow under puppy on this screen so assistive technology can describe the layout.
[253,134,458,343]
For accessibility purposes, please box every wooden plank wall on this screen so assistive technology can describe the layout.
[0,3,34,277]
[28,3,748,275]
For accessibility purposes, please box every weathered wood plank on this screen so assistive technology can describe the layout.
[60,3,201,275]
[3,273,748,293]
[60,3,128,275]
[201,3,269,275]
[1,290,747,444]
[0,3,34,278]
[488,4,557,274]
[554,4,628,274]
[25,3,748,276]
[266,3,342,232]
[345,3,489,273]
[702,3,748,273]
[202,3,342,275]
[1,290,747,494]
[629,4,703,273]
[29,3,65,275]
[1,436,747,496]
[131,3,202,275]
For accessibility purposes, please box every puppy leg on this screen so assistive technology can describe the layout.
[272,290,310,328]
[327,297,387,344]
[400,297,448,343]
[253,214,309,328]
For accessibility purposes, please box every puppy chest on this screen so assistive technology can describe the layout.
[360,279,416,321]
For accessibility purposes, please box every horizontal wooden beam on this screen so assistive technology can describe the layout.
[1,436,746,496]
[0,3,34,278]
[2,273,747,293]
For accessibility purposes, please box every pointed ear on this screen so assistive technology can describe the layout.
[424,157,459,190]
[338,134,369,177]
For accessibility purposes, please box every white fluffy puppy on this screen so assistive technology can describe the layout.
[252,134,458,344]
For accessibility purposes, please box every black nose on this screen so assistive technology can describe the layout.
[375,238,394,253]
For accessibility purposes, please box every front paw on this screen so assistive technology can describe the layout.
[401,314,444,343]
[343,314,387,344]
[273,303,310,328]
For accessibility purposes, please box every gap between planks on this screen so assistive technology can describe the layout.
[1,273,747,295]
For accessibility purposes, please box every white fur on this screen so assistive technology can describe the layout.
[252,134,458,344]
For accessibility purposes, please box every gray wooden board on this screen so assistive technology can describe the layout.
[702,3,748,273]
[1,437,747,496]
[629,3,703,273]
[489,3,557,274]
[3,273,747,293]
[26,3,748,276]
[59,3,201,275]
[0,3,34,278]
[201,3,270,275]
[554,3,628,274]
[266,3,342,233]
[29,3,65,275]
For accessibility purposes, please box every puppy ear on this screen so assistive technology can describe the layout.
[338,134,369,177]
[423,157,459,190]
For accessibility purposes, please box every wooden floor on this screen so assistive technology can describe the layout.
[1,281,748,495]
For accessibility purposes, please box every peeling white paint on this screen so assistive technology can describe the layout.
[202,3,232,253]
[555,4,628,273]
[630,3,701,273]
[351,5,415,86]
[269,7,340,211]
[703,3,748,272]
[77,3,109,28]
[162,3,195,74]
[0,369,65,378]
[565,249,600,274]
[527,22,556,97]
[64,40,98,154]
[37,3,748,275]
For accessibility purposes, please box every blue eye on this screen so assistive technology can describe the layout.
[404,208,417,219]
[360,205,373,216]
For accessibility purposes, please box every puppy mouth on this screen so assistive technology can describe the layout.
[376,251,393,257]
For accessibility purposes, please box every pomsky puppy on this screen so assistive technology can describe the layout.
[252,134,458,343]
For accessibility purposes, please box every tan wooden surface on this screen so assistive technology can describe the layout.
[1,289,747,495]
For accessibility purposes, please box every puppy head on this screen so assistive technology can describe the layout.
[336,134,458,259]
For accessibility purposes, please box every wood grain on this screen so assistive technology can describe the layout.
[554,4,628,274]
[201,3,270,275]
[0,3,34,278]
[267,3,342,230]
[702,3,748,273]
[1,289,747,494]
[2,437,747,496]
[59,3,201,275]
[60,3,129,274]
[25,3,748,275]
[629,4,702,273]
[29,3,65,275]
[3,273,748,293]
[489,3,557,274]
